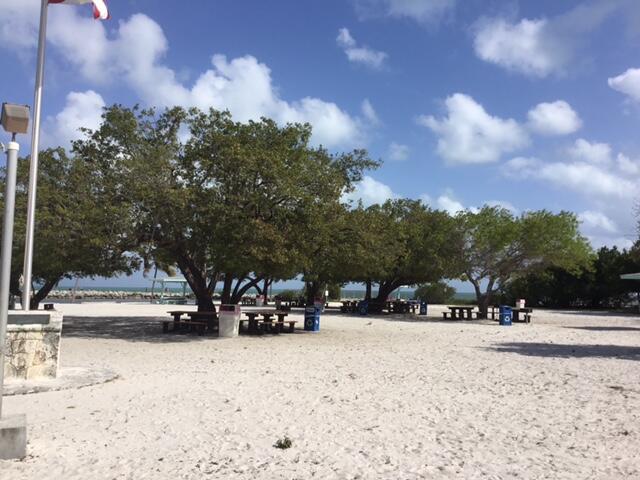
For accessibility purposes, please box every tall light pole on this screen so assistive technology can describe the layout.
[0,103,30,459]
[21,0,49,311]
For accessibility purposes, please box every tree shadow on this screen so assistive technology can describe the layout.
[62,316,213,343]
[553,310,640,318]
[488,342,640,361]
[566,326,640,332]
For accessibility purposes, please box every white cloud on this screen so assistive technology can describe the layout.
[608,68,640,102]
[436,193,466,215]
[617,153,640,175]
[0,7,366,149]
[343,175,395,206]
[568,138,612,165]
[579,211,618,234]
[361,99,380,125]
[42,90,105,148]
[527,100,582,136]
[337,28,388,69]
[388,142,410,161]
[354,0,456,24]
[473,18,563,78]
[418,93,529,165]
[504,156,636,200]
[473,3,624,78]
[485,200,518,214]
[0,0,40,50]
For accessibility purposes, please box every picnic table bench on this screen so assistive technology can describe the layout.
[164,310,219,335]
[442,306,477,320]
[240,310,297,334]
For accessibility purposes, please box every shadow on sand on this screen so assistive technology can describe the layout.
[488,342,640,361]
[62,316,213,343]
[565,326,640,332]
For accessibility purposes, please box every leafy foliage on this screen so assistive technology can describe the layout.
[455,206,593,315]
[413,282,456,304]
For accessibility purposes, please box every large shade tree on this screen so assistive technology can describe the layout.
[75,105,375,311]
[0,148,139,308]
[455,206,593,317]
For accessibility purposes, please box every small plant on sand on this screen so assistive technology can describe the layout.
[274,436,293,449]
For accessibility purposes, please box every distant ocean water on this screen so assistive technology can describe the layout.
[54,286,476,301]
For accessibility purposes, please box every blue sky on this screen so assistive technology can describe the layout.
[1,0,640,290]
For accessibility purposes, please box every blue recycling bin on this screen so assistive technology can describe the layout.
[304,305,321,332]
[499,305,512,326]
[357,300,369,316]
[419,301,428,316]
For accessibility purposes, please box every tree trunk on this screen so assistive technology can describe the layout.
[30,277,60,310]
[176,255,216,312]
[229,276,263,305]
[262,278,270,305]
[470,278,487,318]
[305,281,321,306]
[221,274,234,305]
[365,280,372,301]
[374,280,400,302]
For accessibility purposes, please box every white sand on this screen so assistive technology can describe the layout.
[2,303,640,479]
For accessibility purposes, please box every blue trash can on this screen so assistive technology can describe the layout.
[304,305,321,332]
[419,301,428,316]
[499,305,512,326]
[357,300,369,316]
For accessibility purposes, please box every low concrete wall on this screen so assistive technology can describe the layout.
[4,311,63,380]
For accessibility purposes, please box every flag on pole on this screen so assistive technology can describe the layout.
[48,0,110,20]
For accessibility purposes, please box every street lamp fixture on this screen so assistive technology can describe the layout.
[1,103,30,137]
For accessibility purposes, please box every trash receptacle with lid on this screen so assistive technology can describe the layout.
[219,304,241,337]
[419,301,428,316]
[357,300,369,316]
[304,305,321,332]
[499,305,512,326]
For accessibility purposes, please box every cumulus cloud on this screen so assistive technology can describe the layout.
[436,193,467,215]
[0,6,367,149]
[418,93,529,165]
[42,90,105,148]
[354,0,456,25]
[608,68,640,102]
[337,28,388,70]
[388,142,410,161]
[527,101,582,136]
[343,175,395,206]
[617,153,640,175]
[579,211,618,234]
[473,18,564,78]
[568,138,612,165]
[473,2,625,77]
[503,156,636,200]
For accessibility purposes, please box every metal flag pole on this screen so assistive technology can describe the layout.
[22,0,49,311]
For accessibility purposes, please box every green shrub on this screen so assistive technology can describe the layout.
[413,282,456,304]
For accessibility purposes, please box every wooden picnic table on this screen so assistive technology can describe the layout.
[241,310,295,334]
[443,306,476,320]
[165,310,219,335]
[487,306,533,323]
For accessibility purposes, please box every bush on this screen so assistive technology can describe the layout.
[413,282,456,304]
[327,282,342,300]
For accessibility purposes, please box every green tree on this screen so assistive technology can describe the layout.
[413,282,456,304]
[345,200,464,309]
[1,148,138,308]
[75,105,375,310]
[456,206,593,317]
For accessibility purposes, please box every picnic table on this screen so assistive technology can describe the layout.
[341,300,359,313]
[165,310,219,335]
[443,306,476,320]
[386,301,418,314]
[240,310,296,334]
[487,306,533,323]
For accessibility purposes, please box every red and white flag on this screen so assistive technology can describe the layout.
[48,0,110,20]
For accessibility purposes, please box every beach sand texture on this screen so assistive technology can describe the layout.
[2,303,639,479]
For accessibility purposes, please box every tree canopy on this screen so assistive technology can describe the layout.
[454,206,593,316]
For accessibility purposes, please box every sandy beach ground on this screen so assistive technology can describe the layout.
[1,302,639,479]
